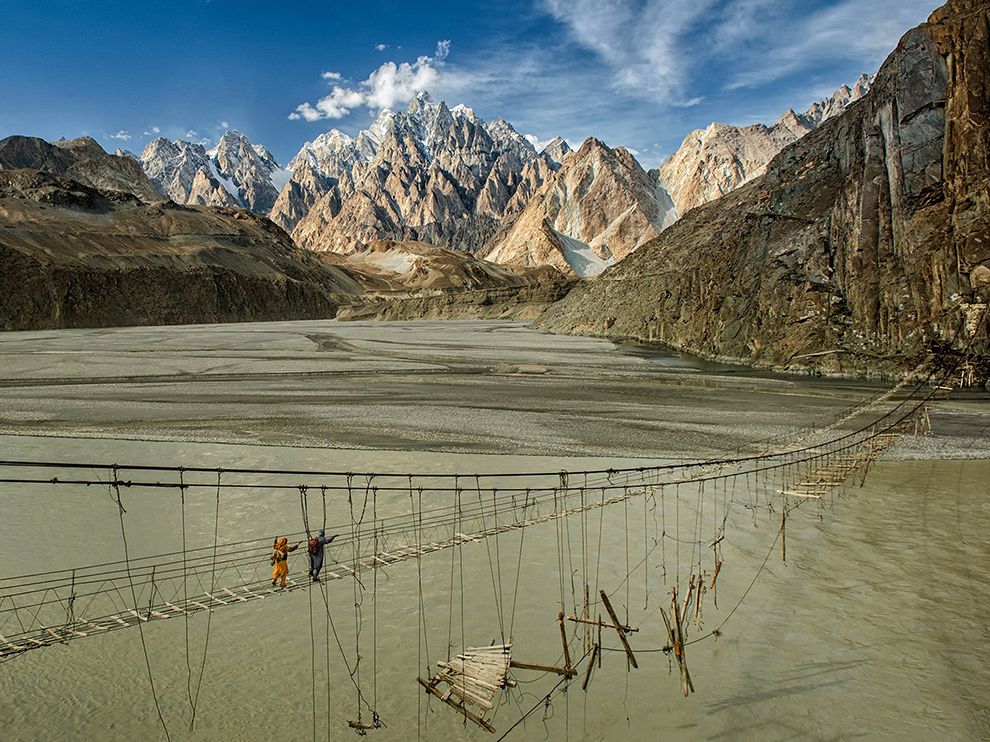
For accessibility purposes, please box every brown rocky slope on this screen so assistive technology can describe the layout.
[539,0,989,375]
[0,169,381,330]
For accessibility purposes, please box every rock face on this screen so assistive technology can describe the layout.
[277,94,563,254]
[540,0,989,375]
[139,131,288,214]
[0,168,375,331]
[0,135,161,201]
[659,75,872,215]
[336,280,576,322]
[484,138,678,276]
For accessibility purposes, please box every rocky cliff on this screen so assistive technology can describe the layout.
[658,75,872,216]
[484,138,677,276]
[540,0,989,375]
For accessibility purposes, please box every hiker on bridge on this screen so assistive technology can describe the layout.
[307,529,338,582]
[270,537,300,588]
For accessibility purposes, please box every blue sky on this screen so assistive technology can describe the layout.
[0,0,937,168]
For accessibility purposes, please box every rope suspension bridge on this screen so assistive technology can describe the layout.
[0,337,984,738]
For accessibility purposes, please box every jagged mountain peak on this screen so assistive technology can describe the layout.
[659,74,874,215]
[484,135,677,277]
[139,129,285,214]
[541,137,572,165]
[276,91,564,248]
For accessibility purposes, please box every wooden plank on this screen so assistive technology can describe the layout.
[347,720,378,731]
[436,664,504,692]
[0,632,27,651]
[443,683,495,711]
[418,677,496,734]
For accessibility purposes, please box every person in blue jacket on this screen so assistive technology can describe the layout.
[307,529,338,582]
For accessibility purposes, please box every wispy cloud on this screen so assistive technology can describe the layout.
[375,43,387,51]
[109,130,131,141]
[541,0,717,104]
[290,41,452,121]
[720,0,934,90]
[539,0,932,100]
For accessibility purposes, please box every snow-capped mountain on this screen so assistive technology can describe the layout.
[484,138,677,277]
[274,92,565,254]
[659,74,873,215]
[140,131,288,215]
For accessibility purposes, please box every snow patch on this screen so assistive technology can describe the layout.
[269,167,292,193]
[207,159,242,203]
[553,229,613,277]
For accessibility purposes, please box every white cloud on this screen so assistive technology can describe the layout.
[219,120,230,129]
[290,40,452,121]
[185,130,197,137]
[109,130,131,141]
[321,71,341,80]
[375,43,387,51]
[141,126,160,137]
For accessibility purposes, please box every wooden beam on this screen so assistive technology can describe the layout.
[582,644,599,691]
[558,611,572,670]
[509,660,577,678]
[566,615,638,633]
[599,590,638,669]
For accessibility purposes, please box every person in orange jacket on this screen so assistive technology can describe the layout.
[270,536,300,588]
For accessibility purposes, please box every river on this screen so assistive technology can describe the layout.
[0,320,987,741]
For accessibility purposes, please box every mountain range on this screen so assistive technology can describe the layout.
[135,78,873,277]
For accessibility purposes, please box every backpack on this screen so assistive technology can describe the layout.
[307,537,319,555]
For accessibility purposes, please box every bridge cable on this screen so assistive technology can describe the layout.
[189,470,222,732]
[111,466,172,742]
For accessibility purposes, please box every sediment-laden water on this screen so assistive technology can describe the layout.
[1,321,987,741]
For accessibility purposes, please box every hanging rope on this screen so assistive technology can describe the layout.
[179,468,195,717]
[189,470,222,733]
[110,466,171,742]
